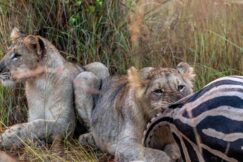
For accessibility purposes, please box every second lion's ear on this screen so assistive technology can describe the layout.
[139,67,155,80]
[10,27,23,43]
[176,62,196,81]
[23,35,46,59]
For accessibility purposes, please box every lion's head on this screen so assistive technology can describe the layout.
[0,28,46,86]
[128,62,195,115]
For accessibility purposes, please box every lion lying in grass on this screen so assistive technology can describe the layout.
[78,63,195,161]
[0,28,109,149]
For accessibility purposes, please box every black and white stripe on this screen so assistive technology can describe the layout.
[144,76,243,162]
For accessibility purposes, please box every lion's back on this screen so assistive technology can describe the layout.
[91,77,128,149]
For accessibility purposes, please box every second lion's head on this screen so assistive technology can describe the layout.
[128,62,195,116]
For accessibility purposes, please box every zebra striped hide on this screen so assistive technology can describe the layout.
[144,76,243,162]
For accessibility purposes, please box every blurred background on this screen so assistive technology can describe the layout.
[0,0,242,161]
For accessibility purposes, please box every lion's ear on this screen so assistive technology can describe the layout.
[176,62,195,81]
[23,35,45,59]
[139,67,154,80]
[10,27,22,42]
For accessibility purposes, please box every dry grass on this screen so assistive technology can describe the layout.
[3,139,113,162]
[0,127,112,161]
[127,0,243,88]
[0,0,242,161]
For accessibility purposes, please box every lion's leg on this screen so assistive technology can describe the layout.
[0,119,67,149]
[164,143,181,161]
[114,142,172,162]
[84,62,110,80]
[73,72,100,128]
[144,147,172,162]
[78,132,96,147]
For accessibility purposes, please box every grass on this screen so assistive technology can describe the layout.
[5,139,113,162]
[0,0,242,161]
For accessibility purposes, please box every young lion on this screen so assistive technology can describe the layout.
[79,63,195,162]
[0,28,109,148]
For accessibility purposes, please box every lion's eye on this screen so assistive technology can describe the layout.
[178,85,185,92]
[11,53,22,60]
[153,89,164,95]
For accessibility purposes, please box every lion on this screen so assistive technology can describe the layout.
[0,28,109,148]
[78,63,195,162]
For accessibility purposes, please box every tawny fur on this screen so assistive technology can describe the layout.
[0,28,109,149]
[79,63,195,162]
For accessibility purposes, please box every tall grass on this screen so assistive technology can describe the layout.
[0,0,242,161]
[127,0,243,88]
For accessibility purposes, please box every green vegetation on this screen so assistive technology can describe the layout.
[0,0,242,161]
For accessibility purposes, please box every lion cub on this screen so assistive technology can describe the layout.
[0,28,109,148]
[79,63,195,162]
